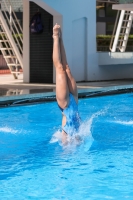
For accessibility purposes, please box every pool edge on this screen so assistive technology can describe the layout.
[0,84,133,107]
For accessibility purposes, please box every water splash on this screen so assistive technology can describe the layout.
[49,129,62,144]
[50,109,106,150]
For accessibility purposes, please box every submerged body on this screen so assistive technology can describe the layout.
[59,93,81,136]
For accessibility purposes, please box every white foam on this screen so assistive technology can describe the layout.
[0,127,18,134]
[114,120,133,126]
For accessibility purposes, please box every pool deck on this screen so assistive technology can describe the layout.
[0,74,133,106]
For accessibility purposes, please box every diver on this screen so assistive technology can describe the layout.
[52,23,81,144]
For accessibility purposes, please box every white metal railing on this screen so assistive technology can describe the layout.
[109,11,120,51]
[0,0,23,55]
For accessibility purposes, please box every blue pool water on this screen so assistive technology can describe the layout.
[0,93,133,199]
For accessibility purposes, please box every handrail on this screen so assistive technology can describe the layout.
[109,10,120,51]
[7,0,23,35]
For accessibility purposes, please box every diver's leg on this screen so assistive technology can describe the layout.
[53,24,69,109]
[59,33,78,103]
[65,65,78,103]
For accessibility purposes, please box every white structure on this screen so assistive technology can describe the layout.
[23,0,133,83]
[0,0,23,79]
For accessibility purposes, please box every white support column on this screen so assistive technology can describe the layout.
[112,10,125,52]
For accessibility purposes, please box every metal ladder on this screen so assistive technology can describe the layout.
[0,0,23,79]
[110,10,133,52]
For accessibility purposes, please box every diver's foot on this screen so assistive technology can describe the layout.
[53,23,61,39]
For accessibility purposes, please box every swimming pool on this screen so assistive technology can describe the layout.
[0,93,133,199]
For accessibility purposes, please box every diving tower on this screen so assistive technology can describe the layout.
[110,0,133,52]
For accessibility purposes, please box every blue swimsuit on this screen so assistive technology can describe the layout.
[59,93,81,136]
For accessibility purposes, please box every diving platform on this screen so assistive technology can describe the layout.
[113,4,133,11]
